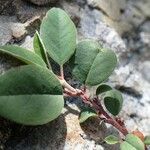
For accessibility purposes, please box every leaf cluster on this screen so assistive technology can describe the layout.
[0,8,118,125]
[0,7,149,150]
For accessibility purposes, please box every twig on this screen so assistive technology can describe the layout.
[58,77,129,136]
[91,98,128,136]
[60,65,64,79]
[104,119,128,136]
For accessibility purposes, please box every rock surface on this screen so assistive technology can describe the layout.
[24,0,57,5]
[0,0,150,150]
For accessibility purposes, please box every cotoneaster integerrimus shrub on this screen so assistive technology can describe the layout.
[0,8,149,150]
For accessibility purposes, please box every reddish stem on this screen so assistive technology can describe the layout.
[90,98,128,136]
[59,78,129,137]
[105,119,128,136]
[60,65,64,79]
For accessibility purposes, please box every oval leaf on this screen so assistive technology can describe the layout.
[103,89,123,116]
[40,8,77,65]
[79,108,97,123]
[124,134,145,150]
[144,136,150,145]
[0,45,46,67]
[96,83,112,95]
[73,40,117,86]
[33,31,51,69]
[120,141,137,150]
[0,65,64,125]
[104,135,119,145]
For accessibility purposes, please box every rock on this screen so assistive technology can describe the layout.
[0,100,109,150]
[24,16,41,35]
[0,23,12,46]
[0,0,16,15]
[140,61,150,83]
[11,23,26,41]
[21,36,34,50]
[103,16,132,35]
[140,21,150,33]
[0,16,17,45]
[0,0,150,149]
[87,0,123,21]
[86,0,133,35]
[60,1,81,26]
[0,16,27,45]
[110,54,150,135]
[0,54,23,75]
[139,21,150,46]
[79,6,126,55]
[134,0,150,17]
[13,0,49,23]
[87,0,150,35]
[24,0,57,6]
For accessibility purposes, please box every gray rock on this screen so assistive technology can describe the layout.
[0,16,18,45]
[0,0,16,15]
[0,23,12,46]
[21,36,34,50]
[87,0,123,21]
[0,0,150,149]
[140,61,150,82]
[79,6,127,56]
[0,16,27,45]
[139,21,150,46]
[13,0,49,23]
[60,1,81,26]
[24,0,57,5]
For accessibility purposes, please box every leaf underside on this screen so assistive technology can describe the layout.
[79,108,97,123]
[40,8,77,65]
[96,83,112,95]
[104,135,119,145]
[0,45,47,67]
[33,31,51,68]
[104,89,123,116]
[0,65,64,125]
[73,40,117,86]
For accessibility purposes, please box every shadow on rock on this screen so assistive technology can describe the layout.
[1,114,67,150]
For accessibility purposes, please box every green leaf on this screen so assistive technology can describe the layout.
[79,108,97,123]
[40,8,77,65]
[120,134,145,150]
[0,65,64,125]
[33,31,51,69]
[0,45,46,67]
[120,141,137,150]
[144,136,150,145]
[104,135,119,145]
[73,40,117,86]
[103,89,123,116]
[96,84,112,95]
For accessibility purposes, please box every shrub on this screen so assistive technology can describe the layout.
[0,8,149,150]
